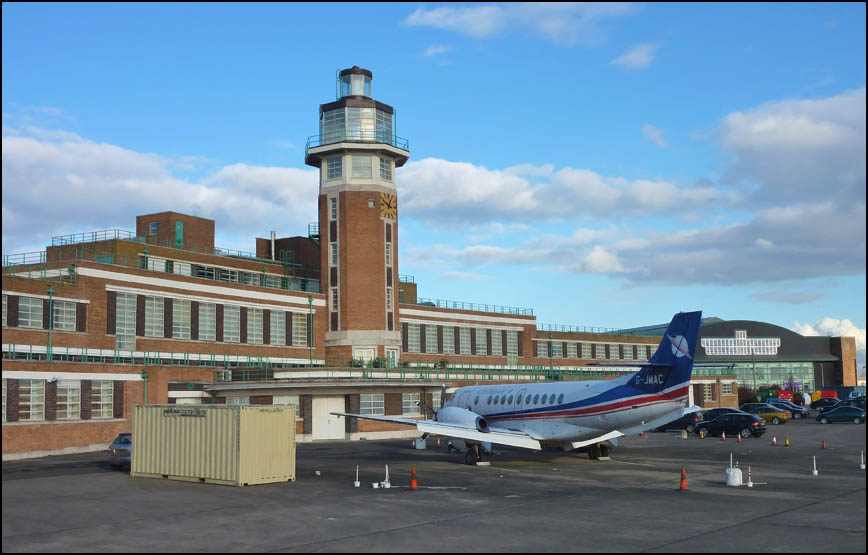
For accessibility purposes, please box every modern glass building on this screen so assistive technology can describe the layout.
[618,318,858,393]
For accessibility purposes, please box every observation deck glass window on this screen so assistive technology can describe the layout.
[341,74,371,97]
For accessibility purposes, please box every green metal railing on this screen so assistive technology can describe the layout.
[398,274,415,283]
[413,298,533,316]
[2,251,47,267]
[5,248,320,294]
[52,229,135,246]
[537,323,620,334]
[305,130,410,154]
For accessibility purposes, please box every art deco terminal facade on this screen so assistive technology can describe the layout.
[2,67,858,458]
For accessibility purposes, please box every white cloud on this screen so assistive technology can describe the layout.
[794,318,866,368]
[440,271,491,281]
[424,44,453,57]
[610,42,659,69]
[1,127,318,254]
[642,123,667,148]
[403,3,637,46]
[718,87,866,205]
[398,158,736,224]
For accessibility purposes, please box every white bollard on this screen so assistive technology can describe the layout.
[354,465,360,488]
[812,456,819,476]
[746,466,753,488]
[383,464,391,488]
[861,451,866,471]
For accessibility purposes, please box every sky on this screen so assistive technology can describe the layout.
[2,3,866,369]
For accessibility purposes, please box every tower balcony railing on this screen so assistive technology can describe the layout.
[305,130,410,155]
[409,297,533,316]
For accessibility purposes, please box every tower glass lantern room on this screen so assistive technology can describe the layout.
[306,66,409,167]
[339,66,372,98]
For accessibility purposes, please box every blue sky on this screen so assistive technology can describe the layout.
[2,3,866,365]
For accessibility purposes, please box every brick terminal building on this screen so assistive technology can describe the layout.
[2,67,858,459]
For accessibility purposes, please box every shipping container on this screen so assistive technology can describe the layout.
[131,404,295,486]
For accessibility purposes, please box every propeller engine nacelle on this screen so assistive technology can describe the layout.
[436,406,489,433]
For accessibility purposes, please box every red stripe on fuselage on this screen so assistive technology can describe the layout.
[487,385,690,422]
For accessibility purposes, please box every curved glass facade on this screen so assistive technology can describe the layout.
[320,107,393,145]
[340,74,371,98]
[694,361,815,392]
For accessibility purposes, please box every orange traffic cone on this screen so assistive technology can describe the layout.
[640,431,645,438]
[679,466,688,491]
[737,434,742,443]
[822,440,826,449]
[771,436,777,446]
[411,440,416,449]
[721,431,726,441]
[410,466,418,490]
[436,437,441,448]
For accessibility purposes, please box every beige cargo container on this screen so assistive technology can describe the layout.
[131,404,295,486]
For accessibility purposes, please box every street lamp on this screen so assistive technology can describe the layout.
[46,286,55,362]
[308,296,313,368]
[140,370,148,405]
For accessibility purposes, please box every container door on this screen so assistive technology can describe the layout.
[312,396,345,440]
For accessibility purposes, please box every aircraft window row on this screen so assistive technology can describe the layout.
[478,392,565,407]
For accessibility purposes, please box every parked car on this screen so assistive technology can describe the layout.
[766,398,810,420]
[811,397,840,410]
[816,407,866,424]
[740,403,791,424]
[701,407,748,422]
[821,398,866,412]
[108,433,132,468]
[655,412,702,433]
[695,413,767,439]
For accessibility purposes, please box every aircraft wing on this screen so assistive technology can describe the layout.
[330,412,542,450]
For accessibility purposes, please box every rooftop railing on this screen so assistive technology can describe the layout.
[410,297,533,316]
[51,229,135,246]
[2,251,46,267]
[398,274,415,283]
[305,130,410,155]
[537,323,621,334]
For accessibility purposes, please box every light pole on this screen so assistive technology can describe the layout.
[140,370,148,405]
[46,286,55,362]
[308,296,313,368]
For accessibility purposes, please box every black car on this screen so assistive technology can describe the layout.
[655,412,702,433]
[766,399,810,419]
[816,406,866,424]
[810,397,840,410]
[701,407,748,421]
[695,413,767,439]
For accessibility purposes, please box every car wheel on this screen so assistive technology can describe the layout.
[793,413,801,420]
[854,417,862,424]
[685,424,695,433]
[772,417,780,424]
[820,417,830,424]
[741,428,752,439]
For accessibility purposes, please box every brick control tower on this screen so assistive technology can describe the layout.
[304,66,410,367]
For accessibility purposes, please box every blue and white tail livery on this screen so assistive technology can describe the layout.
[332,311,703,463]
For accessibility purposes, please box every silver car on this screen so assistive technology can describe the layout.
[108,433,132,468]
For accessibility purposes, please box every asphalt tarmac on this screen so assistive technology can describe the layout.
[2,417,865,552]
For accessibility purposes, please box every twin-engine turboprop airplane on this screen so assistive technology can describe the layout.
[332,311,702,464]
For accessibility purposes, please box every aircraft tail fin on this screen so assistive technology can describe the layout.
[631,311,702,395]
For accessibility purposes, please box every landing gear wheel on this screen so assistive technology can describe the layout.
[588,444,601,460]
[600,444,611,458]
[465,445,480,465]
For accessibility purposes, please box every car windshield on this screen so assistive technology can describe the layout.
[113,434,131,444]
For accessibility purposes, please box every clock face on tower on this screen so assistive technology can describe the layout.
[379,192,397,220]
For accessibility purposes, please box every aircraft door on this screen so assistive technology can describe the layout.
[514,389,527,413]
[454,390,470,409]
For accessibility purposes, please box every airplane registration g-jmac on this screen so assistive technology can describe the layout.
[332,311,703,465]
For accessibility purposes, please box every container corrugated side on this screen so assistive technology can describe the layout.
[131,405,241,485]
[238,406,295,484]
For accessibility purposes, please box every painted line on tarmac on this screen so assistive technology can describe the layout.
[611,460,656,467]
